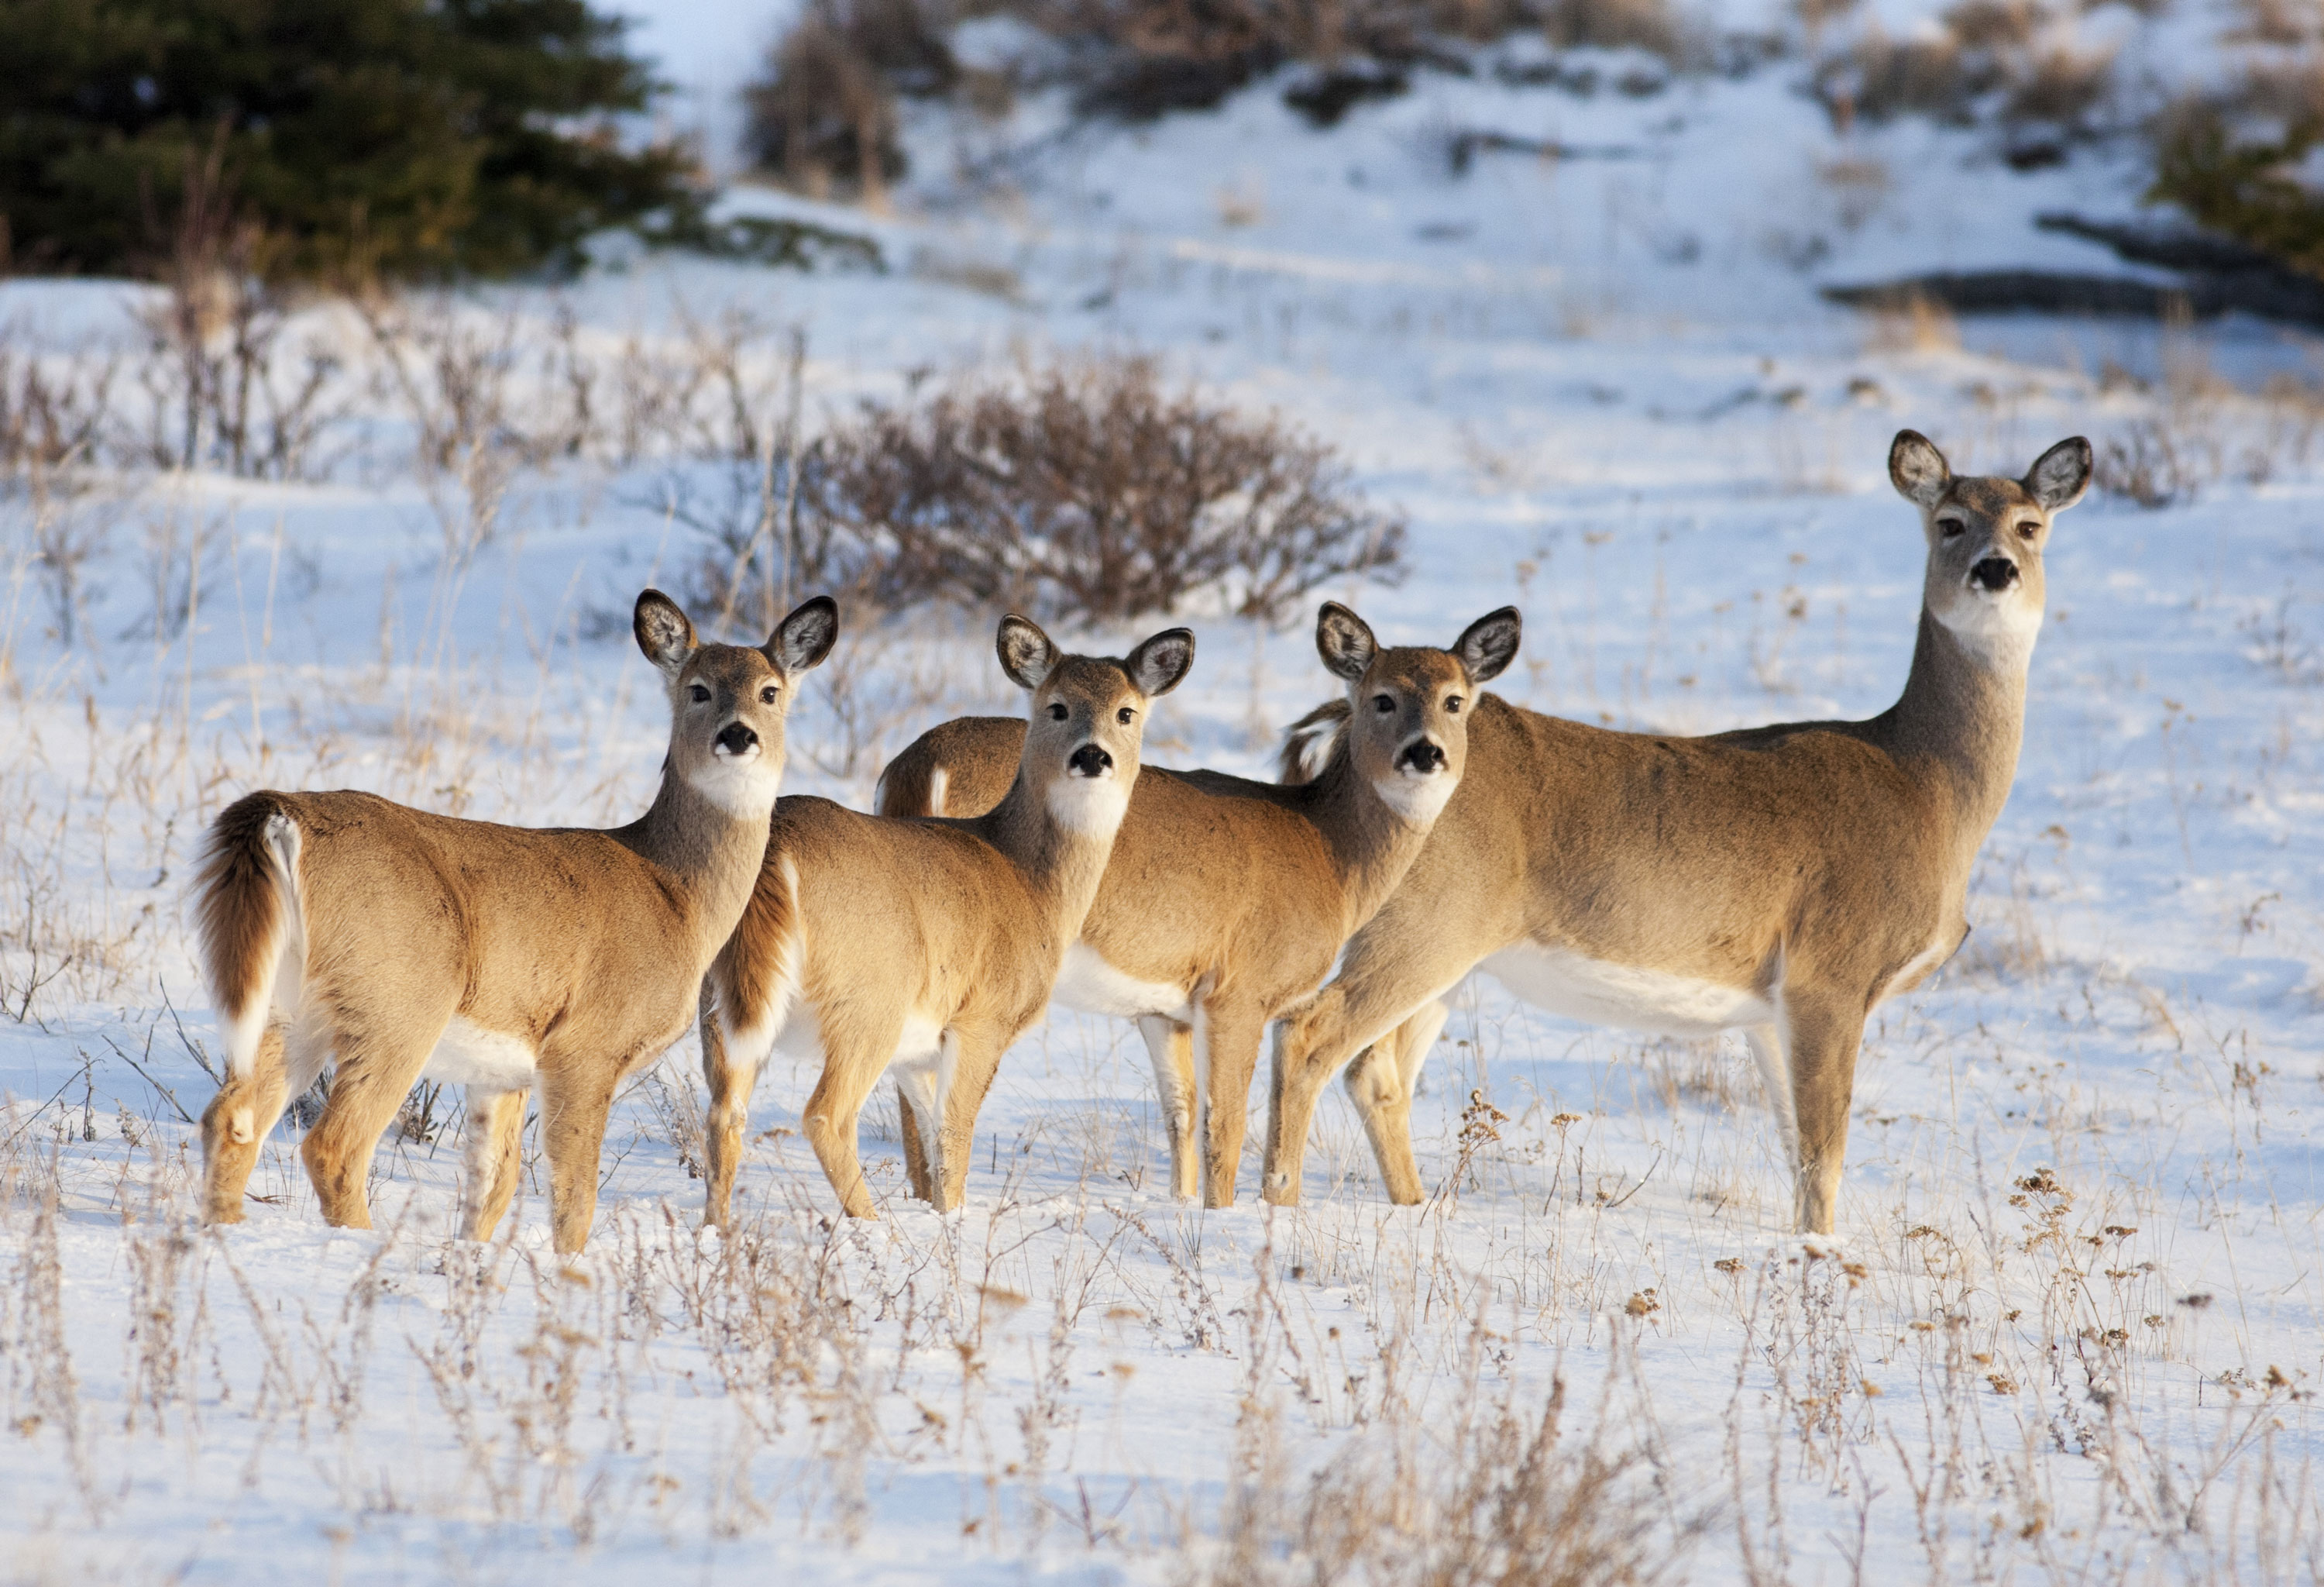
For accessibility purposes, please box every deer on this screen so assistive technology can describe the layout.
[870,602,1521,1206]
[193,590,838,1255]
[696,615,1195,1223]
[1260,431,2092,1236]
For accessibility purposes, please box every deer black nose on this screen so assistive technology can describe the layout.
[716,722,759,756]
[1970,557,2020,591]
[1397,740,1447,773]
[1068,744,1113,776]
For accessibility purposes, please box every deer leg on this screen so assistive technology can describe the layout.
[1343,999,1449,1207]
[1778,990,1866,1237]
[1742,1023,1801,1178]
[933,1024,1009,1213]
[461,1086,530,1243]
[1135,1016,1198,1202]
[1195,997,1268,1209]
[700,998,762,1229]
[538,1066,619,1255]
[896,1085,934,1203]
[801,1018,903,1220]
[301,1014,442,1231]
[200,1021,292,1224]
[1264,951,1470,1208]
[892,1052,946,1205]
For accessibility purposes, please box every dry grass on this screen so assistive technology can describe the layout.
[1810,0,2124,149]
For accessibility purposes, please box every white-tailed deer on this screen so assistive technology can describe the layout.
[872,603,1520,1205]
[697,616,1195,1222]
[1263,431,2092,1235]
[194,591,837,1254]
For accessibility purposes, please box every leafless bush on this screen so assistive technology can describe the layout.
[1813,0,2121,146]
[1540,0,1690,60]
[0,332,119,482]
[2001,40,2116,134]
[127,142,346,482]
[2095,418,2204,508]
[2228,0,2319,48]
[18,470,119,650]
[803,355,1404,623]
[744,0,952,203]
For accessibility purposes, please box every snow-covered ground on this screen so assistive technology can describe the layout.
[2,7,2321,1582]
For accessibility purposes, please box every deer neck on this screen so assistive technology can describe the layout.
[1301,750,1444,940]
[980,770,1124,945]
[615,762,778,948]
[1886,607,2031,865]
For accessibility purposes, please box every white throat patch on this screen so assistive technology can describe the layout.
[1048,773,1130,837]
[688,749,782,820]
[1370,769,1456,827]
[1934,590,2042,673]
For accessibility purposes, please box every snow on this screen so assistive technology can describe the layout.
[2,9,2320,1582]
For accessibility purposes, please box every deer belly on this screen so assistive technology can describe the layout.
[424,1016,538,1090]
[1051,943,1191,1022]
[1478,943,1771,1038]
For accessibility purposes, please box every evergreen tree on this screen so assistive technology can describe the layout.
[0,0,695,281]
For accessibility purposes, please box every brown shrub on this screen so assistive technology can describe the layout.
[743,0,956,201]
[1540,0,1689,60]
[2003,41,2116,133]
[802,356,1405,622]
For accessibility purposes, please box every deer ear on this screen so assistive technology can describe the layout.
[996,615,1059,690]
[1453,606,1521,683]
[1125,628,1195,698]
[2023,436,2092,512]
[1889,430,1951,509]
[768,595,838,675]
[634,590,697,677]
[1315,602,1377,682]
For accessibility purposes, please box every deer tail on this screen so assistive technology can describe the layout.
[706,851,803,1079]
[1277,699,1352,786]
[194,793,305,1078]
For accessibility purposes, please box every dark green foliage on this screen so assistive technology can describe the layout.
[2149,102,2324,281]
[645,205,888,274]
[0,0,694,281]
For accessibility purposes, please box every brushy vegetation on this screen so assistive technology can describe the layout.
[1807,0,2126,163]
[794,356,1405,623]
[737,0,1719,194]
[0,0,694,283]
[1,243,1401,628]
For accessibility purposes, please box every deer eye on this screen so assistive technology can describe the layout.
[689,683,712,704]
[1937,518,1966,539]
[1445,695,1463,714]
[759,683,779,704]
[1048,702,1069,721]
[1116,706,1134,725]
[1372,694,1395,714]
[2016,522,2040,539]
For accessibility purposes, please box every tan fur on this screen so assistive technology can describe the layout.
[700,618,1196,1222]
[1262,432,2092,1235]
[871,604,1519,1204]
[194,590,837,1253]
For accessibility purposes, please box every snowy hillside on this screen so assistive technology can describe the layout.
[1,3,2319,1582]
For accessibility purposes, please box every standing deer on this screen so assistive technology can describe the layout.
[194,590,837,1254]
[872,602,1520,1205]
[697,615,1195,1222]
[1263,431,2091,1234]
